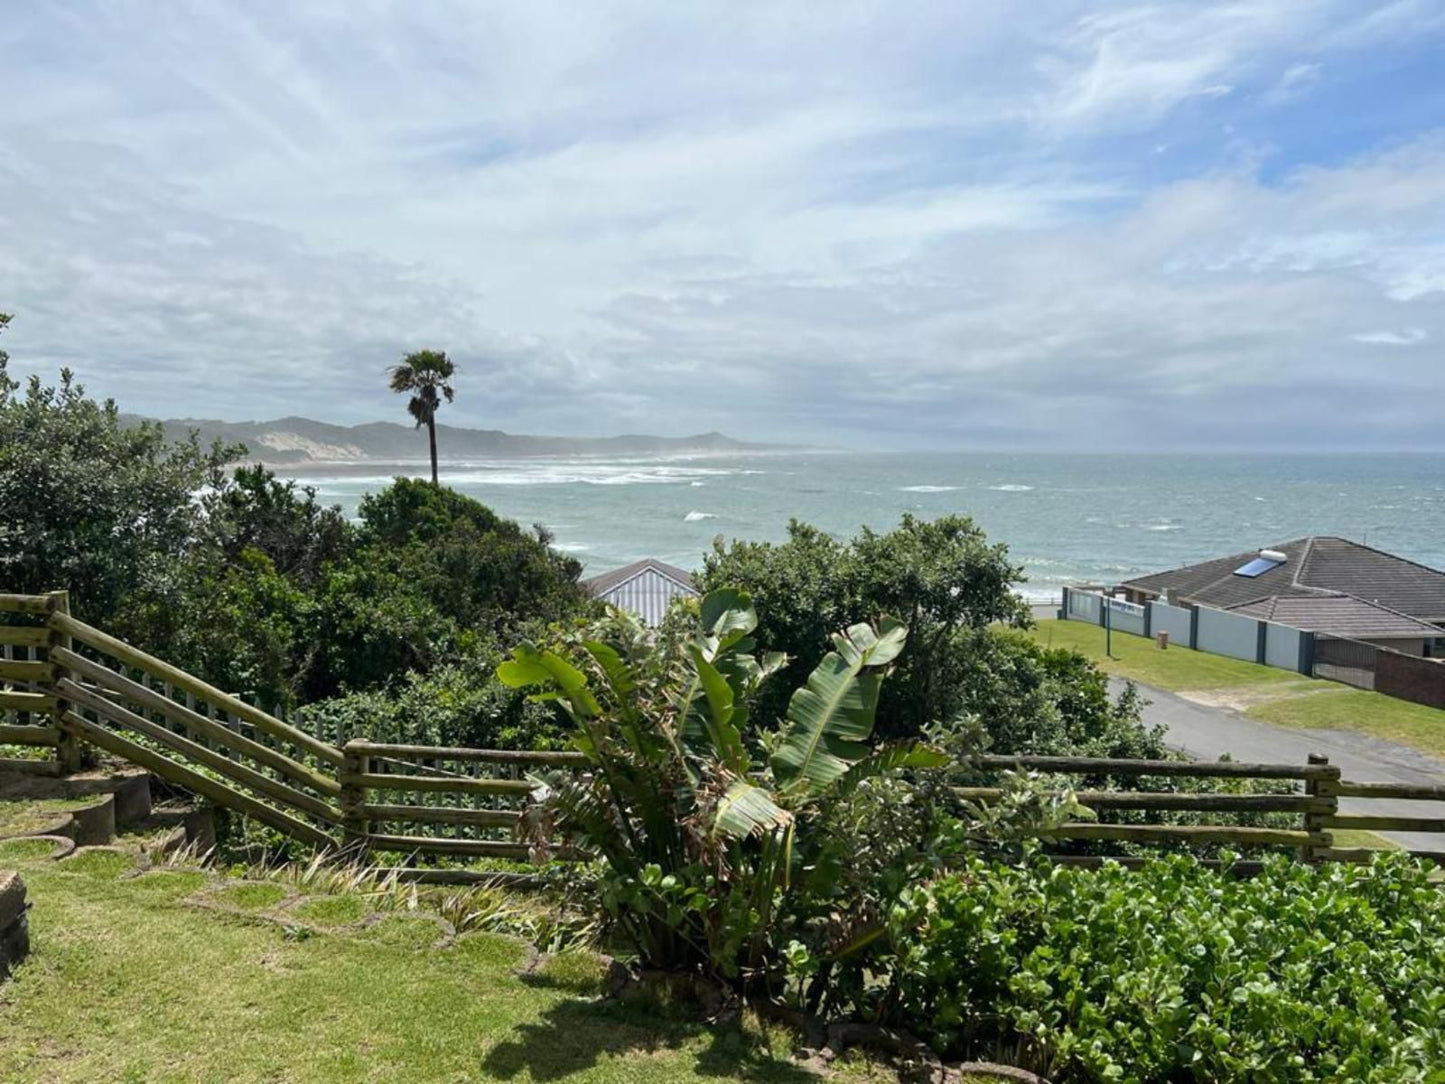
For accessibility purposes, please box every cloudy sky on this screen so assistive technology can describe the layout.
[3,2,1444,450]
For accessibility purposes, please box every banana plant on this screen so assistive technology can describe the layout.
[497,588,945,982]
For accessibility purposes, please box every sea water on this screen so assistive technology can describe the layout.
[282,452,1445,603]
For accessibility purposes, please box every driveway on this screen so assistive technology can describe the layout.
[1114,677,1445,853]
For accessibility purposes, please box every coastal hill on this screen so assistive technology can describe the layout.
[123,414,795,465]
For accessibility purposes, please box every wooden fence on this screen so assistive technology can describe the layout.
[5,591,1445,881]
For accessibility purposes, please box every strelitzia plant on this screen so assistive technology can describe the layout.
[498,588,946,991]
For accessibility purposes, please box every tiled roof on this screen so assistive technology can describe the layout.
[1122,537,1445,623]
[1228,594,1443,639]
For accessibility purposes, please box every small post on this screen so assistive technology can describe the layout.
[1302,753,1337,864]
[339,739,370,857]
[48,590,85,774]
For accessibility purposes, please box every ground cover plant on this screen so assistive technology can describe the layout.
[886,852,1445,1083]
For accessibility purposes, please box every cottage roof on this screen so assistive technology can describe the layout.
[582,558,699,626]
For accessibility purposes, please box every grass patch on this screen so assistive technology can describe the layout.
[288,894,370,927]
[1030,619,1300,691]
[1247,687,1445,761]
[57,849,135,879]
[212,881,289,911]
[1330,828,1401,851]
[0,837,63,863]
[361,913,448,951]
[0,864,853,1083]
[528,950,610,995]
[0,798,96,837]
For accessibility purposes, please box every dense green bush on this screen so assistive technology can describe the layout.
[887,853,1445,1083]
[699,517,1156,761]
[700,516,1031,738]
[0,355,237,623]
[294,659,566,750]
[0,341,591,715]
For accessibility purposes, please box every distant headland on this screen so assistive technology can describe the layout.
[122,414,804,466]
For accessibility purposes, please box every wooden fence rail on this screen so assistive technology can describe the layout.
[6,590,1445,879]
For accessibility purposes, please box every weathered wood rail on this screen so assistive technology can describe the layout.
[5,591,1445,881]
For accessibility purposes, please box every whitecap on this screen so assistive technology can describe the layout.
[552,542,591,552]
[684,511,719,522]
[988,484,1034,492]
[900,485,959,493]
[1143,523,1183,532]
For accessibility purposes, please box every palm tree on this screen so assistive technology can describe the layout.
[388,349,456,485]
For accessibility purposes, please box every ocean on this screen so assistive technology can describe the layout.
[281,452,1445,603]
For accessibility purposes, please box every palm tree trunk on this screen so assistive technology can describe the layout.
[427,418,439,485]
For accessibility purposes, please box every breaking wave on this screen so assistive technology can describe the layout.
[900,484,959,493]
[684,511,719,522]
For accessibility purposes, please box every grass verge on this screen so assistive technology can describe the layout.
[1245,687,1445,762]
[1029,619,1299,690]
[1032,619,1445,764]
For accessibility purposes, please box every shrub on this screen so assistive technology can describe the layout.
[887,853,1445,1083]
[498,590,1080,1001]
[498,589,953,990]
[295,657,566,750]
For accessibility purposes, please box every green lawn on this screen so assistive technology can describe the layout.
[0,847,884,1083]
[1030,619,1445,764]
[1246,687,1445,762]
[1029,619,1300,690]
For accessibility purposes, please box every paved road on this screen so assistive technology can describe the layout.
[1115,677,1445,854]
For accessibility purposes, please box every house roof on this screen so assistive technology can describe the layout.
[582,558,699,625]
[1227,594,1443,640]
[1121,537,1445,623]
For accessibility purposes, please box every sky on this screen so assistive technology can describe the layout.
[2,1,1444,451]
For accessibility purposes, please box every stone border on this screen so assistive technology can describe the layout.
[0,793,117,847]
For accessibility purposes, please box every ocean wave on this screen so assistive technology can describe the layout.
[1143,523,1183,532]
[988,484,1034,492]
[552,542,591,552]
[900,485,959,493]
[684,511,719,522]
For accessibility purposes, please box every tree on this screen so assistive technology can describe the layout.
[700,514,1031,737]
[0,357,240,624]
[387,349,456,485]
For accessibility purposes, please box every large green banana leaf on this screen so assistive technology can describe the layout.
[770,619,907,795]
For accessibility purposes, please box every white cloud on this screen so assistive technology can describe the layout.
[1,1,1444,448]
[1352,328,1428,344]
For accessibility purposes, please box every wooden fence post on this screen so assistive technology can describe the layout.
[1302,753,1337,863]
[48,590,84,774]
[339,739,370,857]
